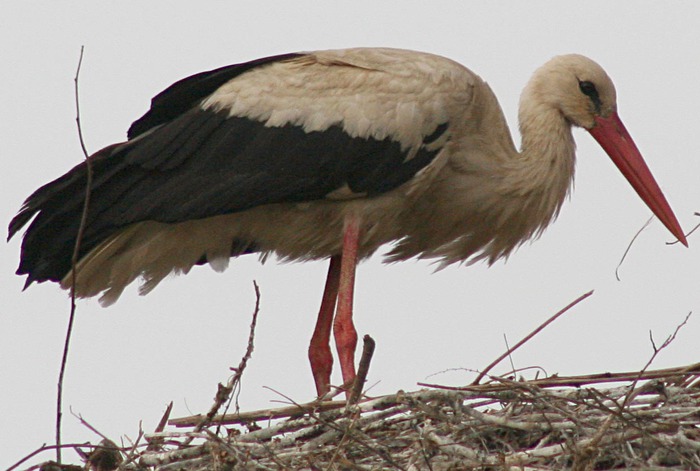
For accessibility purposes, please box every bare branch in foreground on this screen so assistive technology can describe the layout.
[179,280,261,447]
[145,402,173,452]
[166,361,700,428]
[472,290,594,385]
[347,334,376,406]
[7,443,110,471]
[503,333,517,378]
[571,311,693,467]
[70,407,110,442]
[158,364,700,469]
[115,423,143,471]
[57,45,93,464]
[623,311,693,408]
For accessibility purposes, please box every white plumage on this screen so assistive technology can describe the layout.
[10,48,686,396]
[205,50,459,144]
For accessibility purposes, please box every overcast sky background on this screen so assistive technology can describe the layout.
[2,1,699,466]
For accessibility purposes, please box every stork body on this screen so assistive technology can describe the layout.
[9,48,686,396]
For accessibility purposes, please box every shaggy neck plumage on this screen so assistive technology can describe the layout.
[512,90,577,234]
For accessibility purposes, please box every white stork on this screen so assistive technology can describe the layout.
[9,48,686,397]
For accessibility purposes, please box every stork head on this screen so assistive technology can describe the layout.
[524,54,687,246]
[526,54,617,128]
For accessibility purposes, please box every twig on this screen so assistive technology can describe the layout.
[472,290,594,385]
[116,424,144,471]
[667,211,700,245]
[151,369,700,469]
[216,280,261,432]
[179,281,261,445]
[571,311,693,465]
[57,45,93,464]
[327,412,368,470]
[615,216,653,281]
[623,311,692,408]
[421,362,700,391]
[168,362,700,427]
[70,407,110,442]
[348,334,376,405]
[224,281,261,418]
[259,386,404,469]
[503,333,517,378]
[146,402,173,451]
[7,443,103,471]
[170,398,346,427]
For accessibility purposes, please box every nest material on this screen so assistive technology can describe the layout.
[93,364,700,471]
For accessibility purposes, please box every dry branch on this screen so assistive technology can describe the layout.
[21,362,700,470]
[56,45,94,465]
[154,365,700,469]
[348,334,376,405]
[473,290,594,384]
[180,281,261,447]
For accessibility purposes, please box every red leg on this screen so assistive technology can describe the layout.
[308,255,341,397]
[334,214,361,391]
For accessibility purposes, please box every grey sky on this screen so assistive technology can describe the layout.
[2,1,699,466]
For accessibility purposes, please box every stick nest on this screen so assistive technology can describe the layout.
[47,363,700,471]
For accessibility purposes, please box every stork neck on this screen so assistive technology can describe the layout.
[517,103,576,199]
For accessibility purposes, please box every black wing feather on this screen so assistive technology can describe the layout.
[9,55,448,286]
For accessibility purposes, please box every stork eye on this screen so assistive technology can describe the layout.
[578,80,601,112]
[578,80,598,98]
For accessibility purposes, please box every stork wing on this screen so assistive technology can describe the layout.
[9,49,459,285]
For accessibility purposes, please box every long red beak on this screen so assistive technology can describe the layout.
[588,112,687,246]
